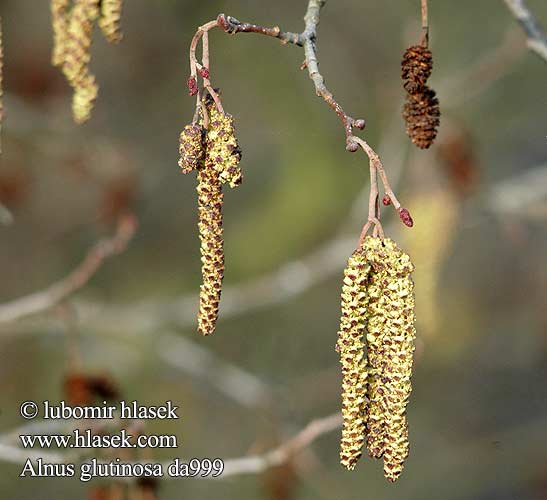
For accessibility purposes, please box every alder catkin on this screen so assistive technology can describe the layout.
[336,249,371,470]
[364,236,415,482]
[196,165,224,335]
[99,0,123,44]
[62,0,100,123]
[51,0,71,67]
[179,123,205,174]
[205,104,243,188]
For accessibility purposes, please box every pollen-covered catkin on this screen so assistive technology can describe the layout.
[179,124,205,174]
[62,0,100,123]
[99,0,123,44]
[51,0,71,67]
[364,236,416,482]
[336,249,371,470]
[205,104,243,188]
[196,165,224,335]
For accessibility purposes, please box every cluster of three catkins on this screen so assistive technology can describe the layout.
[178,98,243,335]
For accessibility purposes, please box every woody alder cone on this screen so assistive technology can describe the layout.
[403,87,440,150]
[401,45,433,95]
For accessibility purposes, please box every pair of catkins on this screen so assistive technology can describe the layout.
[51,0,123,123]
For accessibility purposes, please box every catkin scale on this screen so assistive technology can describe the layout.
[337,249,371,470]
[99,0,123,44]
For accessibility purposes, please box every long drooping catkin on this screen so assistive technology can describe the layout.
[51,0,71,67]
[196,166,224,335]
[62,0,100,123]
[337,236,416,481]
[178,96,243,335]
[364,237,415,482]
[99,0,123,44]
[336,249,371,470]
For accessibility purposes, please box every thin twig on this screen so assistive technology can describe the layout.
[502,0,547,62]
[420,0,429,46]
[0,215,137,323]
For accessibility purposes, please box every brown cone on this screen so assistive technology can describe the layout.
[401,45,432,95]
[403,87,440,149]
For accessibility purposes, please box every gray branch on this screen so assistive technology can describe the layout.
[502,0,547,62]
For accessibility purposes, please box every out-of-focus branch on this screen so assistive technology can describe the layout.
[157,332,276,409]
[216,412,342,479]
[502,0,547,62]
[0,215,137,324]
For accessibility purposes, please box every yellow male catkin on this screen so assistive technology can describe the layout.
[51,0,71,67]
[196,165,224,335]
[99,0,123,44]
[206,104,243,188]
[178,124,205,174]
[62,0,100,123]
[364,236,415,482]
[336,249,371,470]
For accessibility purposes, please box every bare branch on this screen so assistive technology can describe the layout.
[0,215,137,323]
[218,412,342,478]
[502,0,547,62]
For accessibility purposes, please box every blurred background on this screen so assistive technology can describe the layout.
[0,0,546,498]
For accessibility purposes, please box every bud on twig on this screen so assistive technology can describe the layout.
[398,208,414,227]
[187,76,198,96]
[382,195,391,206]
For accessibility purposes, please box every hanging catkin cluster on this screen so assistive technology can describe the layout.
[178,95,243,335]
[401,45,440,149]
[337,236,416,482]
[50,0,123,123]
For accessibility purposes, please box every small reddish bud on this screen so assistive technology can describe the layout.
[354,118,366,130]
[346,140,359,152]
[217,13,230,32]
[398,208,414,227]
[187,76,198,96]
[382,195,391,206]
[199,67,210,79]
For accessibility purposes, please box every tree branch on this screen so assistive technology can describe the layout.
[0,215,137,323]
[502,0,547,62]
